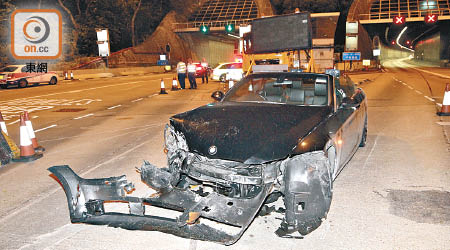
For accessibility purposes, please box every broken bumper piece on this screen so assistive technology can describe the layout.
[48,165,271,245]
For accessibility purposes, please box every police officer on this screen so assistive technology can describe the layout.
[176,59,186,89]
[187,59,197,89]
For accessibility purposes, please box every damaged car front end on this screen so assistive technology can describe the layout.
[49,71,366,245]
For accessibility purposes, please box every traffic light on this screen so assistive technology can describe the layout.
[199,25,209,34]
[225,24,235,33]
[393,16,405,25]
[425,14,438,24]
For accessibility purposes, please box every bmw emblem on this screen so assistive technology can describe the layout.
[208,145,217,155]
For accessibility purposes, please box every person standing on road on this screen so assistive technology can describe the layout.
[201,58,209,84]
[176,59,187,89]
[187,59,197,89]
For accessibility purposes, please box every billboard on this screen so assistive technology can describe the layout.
[250,13,312,54]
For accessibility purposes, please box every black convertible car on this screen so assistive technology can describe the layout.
[49,70,367,245]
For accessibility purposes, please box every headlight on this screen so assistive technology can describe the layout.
[164,124,189,153]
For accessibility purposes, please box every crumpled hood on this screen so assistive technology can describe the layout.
[170,102,332,164]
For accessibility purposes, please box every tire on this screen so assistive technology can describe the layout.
[49,76,57,85]
[0,85,7,89]
[359,118,367,147]
[219,74,226,83]
[18,79,28,88]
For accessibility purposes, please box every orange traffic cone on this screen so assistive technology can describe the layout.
[24,111,45,152]
[171,77,179,91]
[0,111,7,135]
[12,113,42,162]
[160,78,168,94]
[437,83,450,116]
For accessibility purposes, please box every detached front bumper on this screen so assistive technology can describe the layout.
[49,165,272,245]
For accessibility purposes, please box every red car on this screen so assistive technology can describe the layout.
[193,62,209,78]
[0,64,58,89]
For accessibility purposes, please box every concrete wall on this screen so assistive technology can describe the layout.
[179,34,235,67]
[414,33,440,63]
[380,44,413,60]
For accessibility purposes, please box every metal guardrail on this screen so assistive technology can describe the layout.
[172,19,254,31]
[360,9,450,20]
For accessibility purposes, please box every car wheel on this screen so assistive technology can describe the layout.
[18,79,28,88]
[359,118,367,147]
[0,85,7,89]
[49,76,57,85]
[219,74,226,83]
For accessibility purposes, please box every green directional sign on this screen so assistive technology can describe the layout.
[199,25,209,34]
[225,24,235,33]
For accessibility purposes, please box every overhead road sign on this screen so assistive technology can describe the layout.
[393,16,405,25]
[425,14,438,23]
[250,12,312,54]
[343,52,361,61]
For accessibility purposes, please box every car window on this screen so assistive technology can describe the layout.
[224,73,329,106]
[230,63,242,69]
[0,66,19,72]
[219,64,228,69]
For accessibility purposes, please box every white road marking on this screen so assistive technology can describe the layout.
[148,93,158,98]
[401,82,406,86]
[424,96,435,102]
[131,98,143,102]
[107,105,122,110]
[35,124,57,133]
[73,113,94,120]
[7,119,20,125]
[32,116,38,119]
[437,122,450,126]
[408,86,414,90]
[415,90,423,94]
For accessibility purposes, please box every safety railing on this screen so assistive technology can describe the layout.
[172,19,254,31]
[360,9,450,20]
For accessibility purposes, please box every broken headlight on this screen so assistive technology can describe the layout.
[164,124,189,153]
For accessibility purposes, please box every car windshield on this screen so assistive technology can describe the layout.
[223,73,329,106]
[0,66,19,72]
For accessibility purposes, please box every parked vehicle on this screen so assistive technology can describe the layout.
[211,62,243,82]
[0,65,58,89]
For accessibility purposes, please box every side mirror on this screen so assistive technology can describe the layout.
[211,91,224,101]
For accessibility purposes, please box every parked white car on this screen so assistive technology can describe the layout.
[0,65,58,89]
[211,62,243,82]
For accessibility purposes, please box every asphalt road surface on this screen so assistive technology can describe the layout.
[0,61,449,250]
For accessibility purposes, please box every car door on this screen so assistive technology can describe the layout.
[20,66,39,84]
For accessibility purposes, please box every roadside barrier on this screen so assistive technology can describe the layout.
[437,83,450,116]
[160,79,168,94]
[12,114,42,162]
[172,77,179,91]
[0,111,8,135]
[24,111,45,152]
